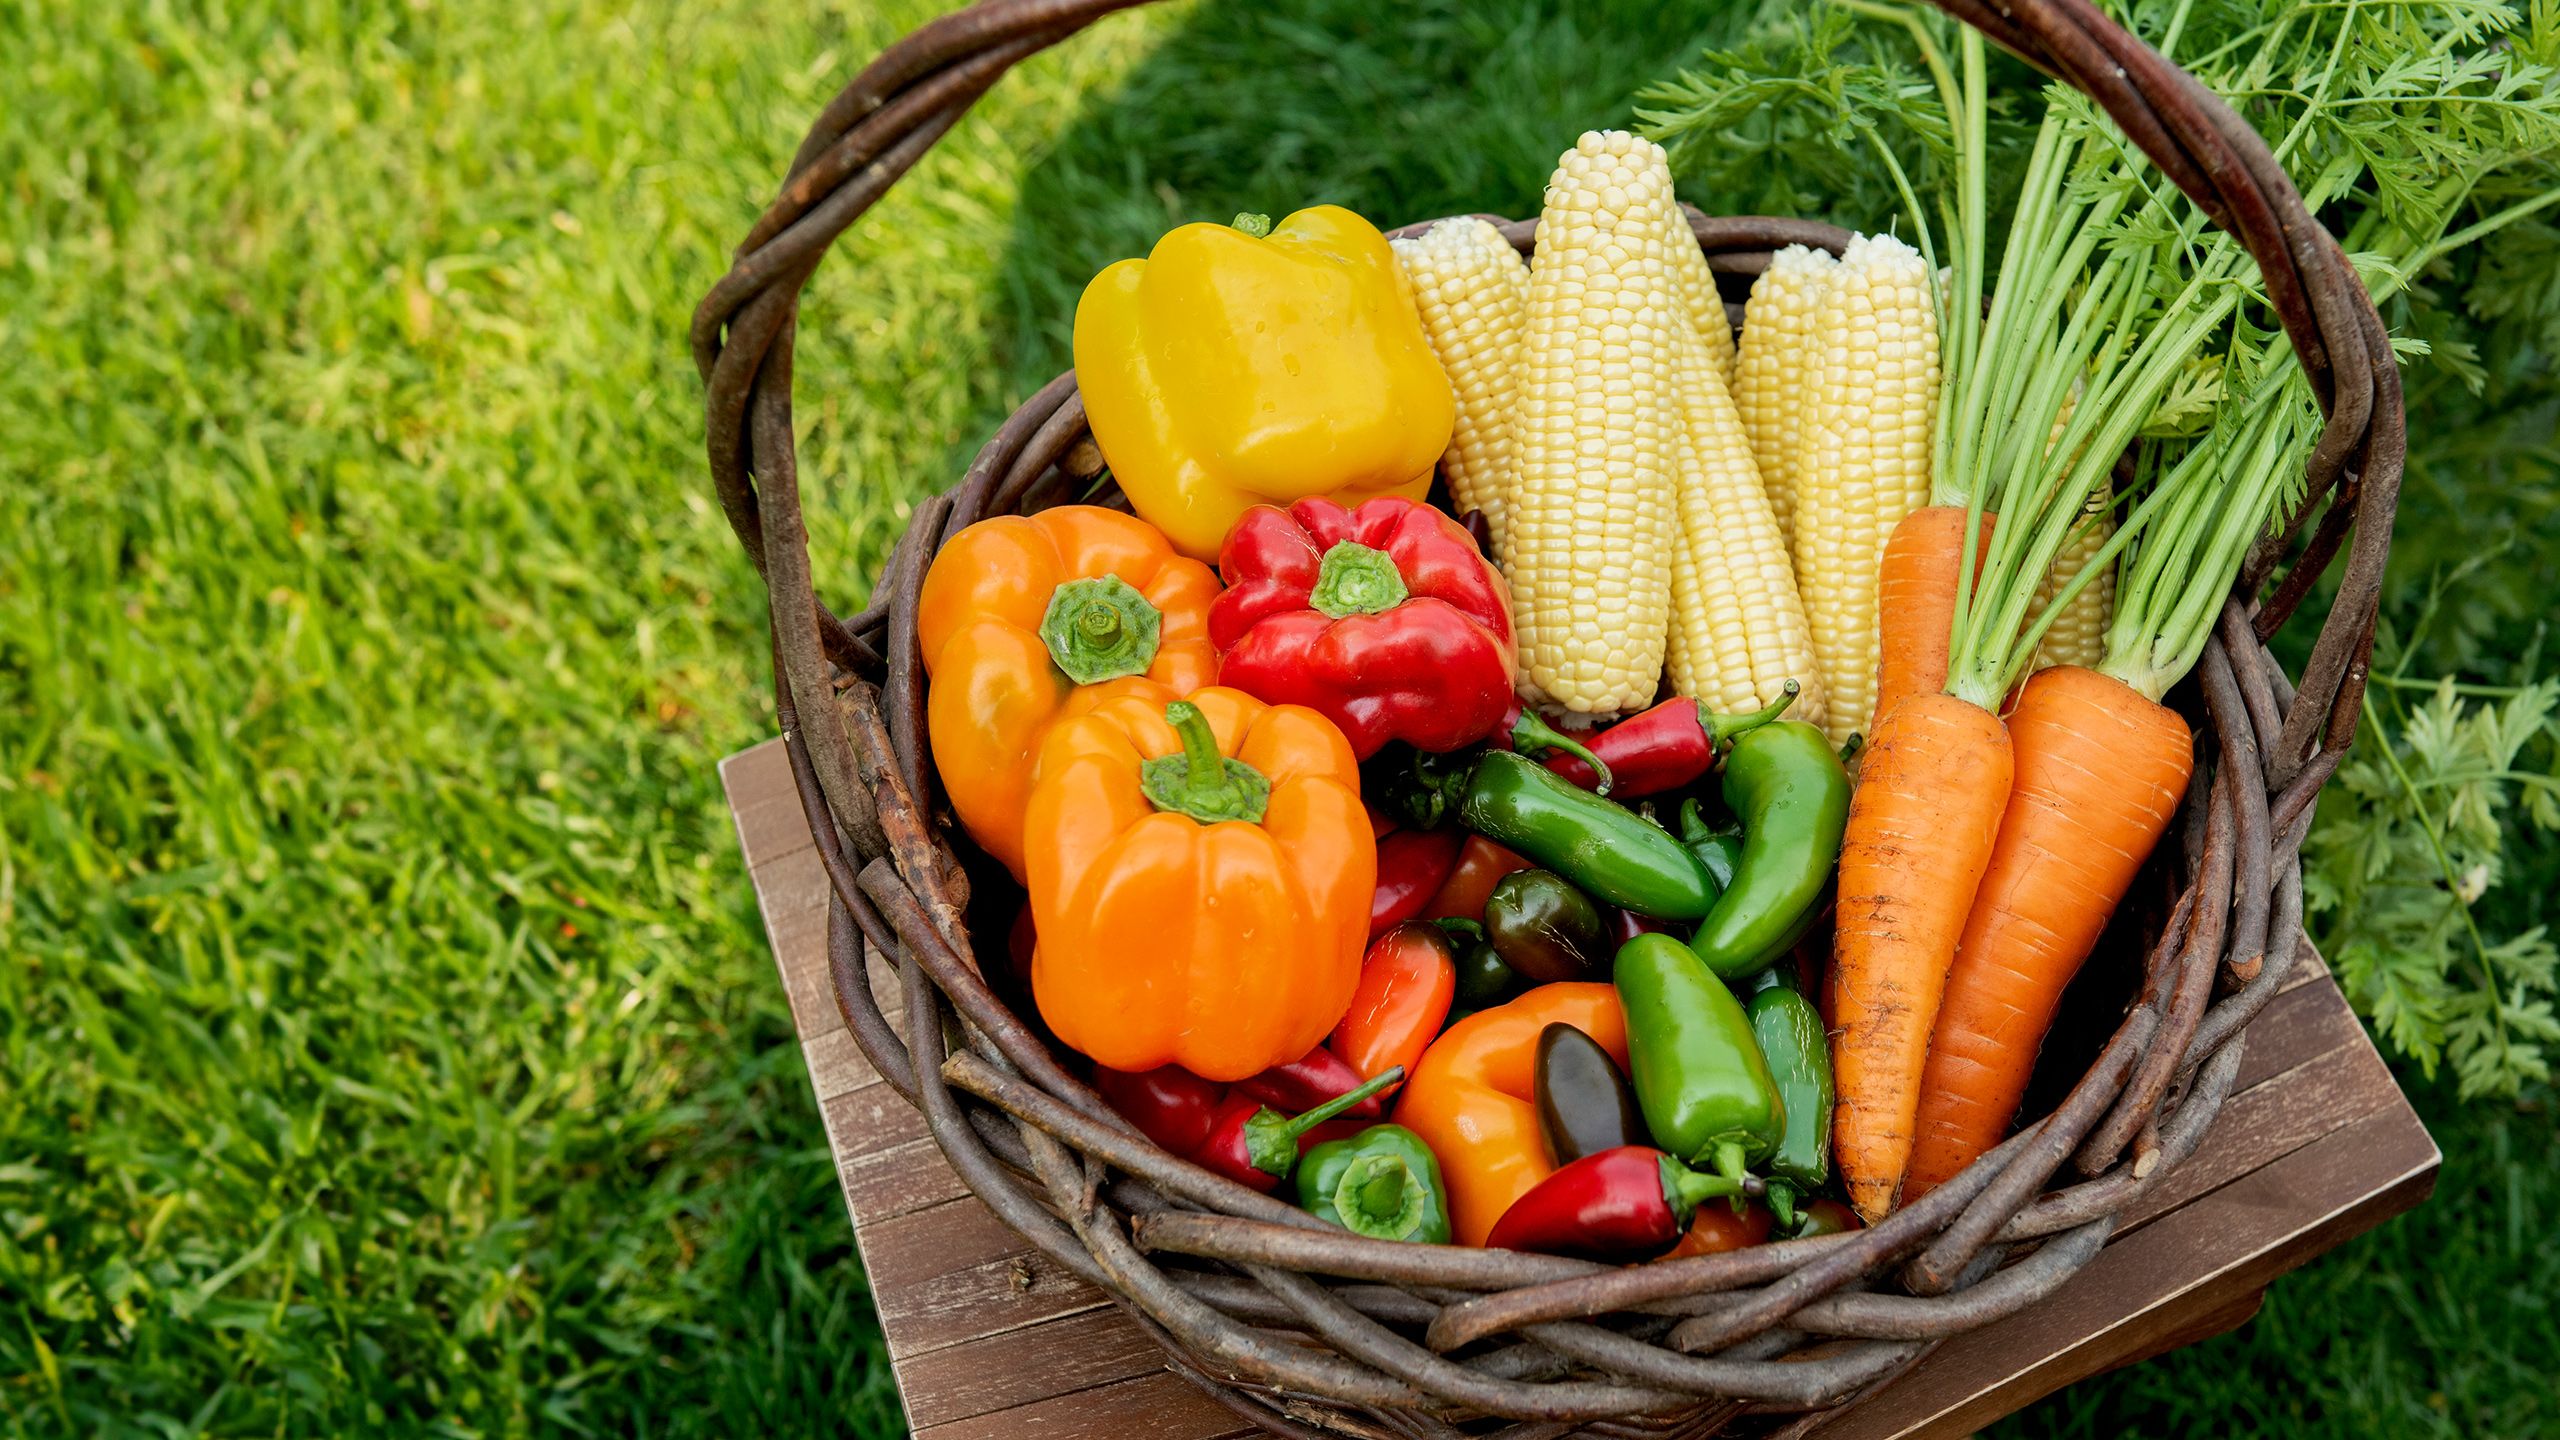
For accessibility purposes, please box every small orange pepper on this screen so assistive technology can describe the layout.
[1333,922,1457,1089]
[1668,1200,1775,1258]
[1421,835,1535,924]
[917,505,1219,878]
[1024,684,1373,1082]
[1391,983,1627,1246]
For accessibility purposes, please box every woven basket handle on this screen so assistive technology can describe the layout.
[695,0,2399,794]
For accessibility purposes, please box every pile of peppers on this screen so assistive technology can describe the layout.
[915,201,1870,1259]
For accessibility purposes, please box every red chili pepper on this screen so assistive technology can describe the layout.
[1197,1068,1406,1190]
[1371,826,1466,938]
[1537,683,1801,798]
[1483,1145,1746,1261]
[1236,1046,1389,1120]
[1092,1064,1228,1159]
[1334,922,1457,1086]
[1421,835,1534,924]
[1208,497,1515,759]
[1669,1199,1776,1257]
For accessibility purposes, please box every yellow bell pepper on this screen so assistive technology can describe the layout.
[1074,206,1455,560]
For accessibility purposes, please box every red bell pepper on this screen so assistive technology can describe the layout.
[1371,826,1465,938]
[1197,1068,1405,1190]
[1483,1145,1746,1261]
[1536,683,1799,798]
[1235,1046,1389,1121]
[1208,497,1515,759]
[1333,923,1457,1086]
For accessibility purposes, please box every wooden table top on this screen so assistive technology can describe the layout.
[721,737,2438,1439]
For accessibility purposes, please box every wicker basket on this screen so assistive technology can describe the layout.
[693,0,2403,1432]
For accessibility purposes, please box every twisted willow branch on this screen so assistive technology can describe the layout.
[697,0,2399,1431]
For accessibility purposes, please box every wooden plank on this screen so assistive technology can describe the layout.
[842,1132,975,1226]
[2101,1289,2264,1376]
[760,846,842,1043]
[911,1371,1258,1440]
[721,737,816,870]
[858,1194,1114,1360]
[2232,972,2366,1090]
[824,1080,935,1167]
[1817,1098,2439,1439]
[804,1023,881,1104]
[901,1306,1223,1429]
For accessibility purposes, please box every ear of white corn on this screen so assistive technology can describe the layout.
[1662,201,1738,391]
[1793,233,1939,745]
[1506,131,1682,715]
[1734,246,1838,552]
[2033,486,2115,671]
[1663,320,1829,726]
[1393,218,1532,555]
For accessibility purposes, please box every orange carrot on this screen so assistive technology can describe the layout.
[1873,506,1996,726]
[1827,692,2014,1222]
[1902,665,2193,1198]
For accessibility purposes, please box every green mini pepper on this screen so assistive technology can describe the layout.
[1685,720,1850,979]
[1744,970,1832,1230]
[1615,933,1785,1188]
[1295,1124,1451,1243]
[1456,752,1718,919]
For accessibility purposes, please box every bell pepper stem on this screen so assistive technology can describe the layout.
[1039,575,1163,684]
[1658,1153,1748,1229]
[1309,541,1411,618]
[1765,1180,1800,1233]
[1839,731,1868,767]
[1509,709,1616,795]
[1703,680,1800,749]
[1232,211,1274,238]
[1241,1067,1405,1176]
[1141,701,1272,825]
[1334,1153,1429,1241]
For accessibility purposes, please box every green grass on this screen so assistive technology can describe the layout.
[0,1,2547,1436]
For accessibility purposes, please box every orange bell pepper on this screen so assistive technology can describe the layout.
[1024,684,1373,1082]
[1391,983,1627,1246]
[917,505,1219,878]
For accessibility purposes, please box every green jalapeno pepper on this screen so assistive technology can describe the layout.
[1685,720,1850,979]
[1435,918,1522,1008]
[1743,970,1832,1230]
[1295,1124,1451,1243]
[1615,933,1784,1188]
[1534,1023,1649,1165]
[1456,752,1718,919]
[1485,871,1608,983]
